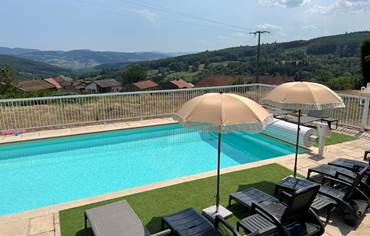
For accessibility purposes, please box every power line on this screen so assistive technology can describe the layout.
[75,0,253,35]
[250,31,270,83]
[119,0,253,33]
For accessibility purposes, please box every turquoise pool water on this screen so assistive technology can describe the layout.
[0,124,299,215]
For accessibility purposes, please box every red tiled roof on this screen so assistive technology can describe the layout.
[45,78,62,89]
[169,79,194,89]
[132,80,158,90]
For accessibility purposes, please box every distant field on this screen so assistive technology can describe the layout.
[165,71,201,82]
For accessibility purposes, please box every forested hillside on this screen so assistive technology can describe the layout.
[0,55,70,80]
[95,31,370,89]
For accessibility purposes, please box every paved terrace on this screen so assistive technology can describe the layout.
[0,118,369,236]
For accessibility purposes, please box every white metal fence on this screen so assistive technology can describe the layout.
[0,84,369,131]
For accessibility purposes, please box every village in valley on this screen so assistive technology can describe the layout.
[12,74,288,95]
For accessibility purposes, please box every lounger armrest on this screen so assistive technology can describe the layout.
[214,215,239,236]
[250,203,281,226]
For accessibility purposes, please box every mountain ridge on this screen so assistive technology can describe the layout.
[0,48,193,70]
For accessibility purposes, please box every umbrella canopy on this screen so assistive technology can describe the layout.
[262,82,345,111]
[173,92,272,212]
[174,93,273,132]
[262,82,345,177]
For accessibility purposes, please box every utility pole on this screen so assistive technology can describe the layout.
[250,31,270,83]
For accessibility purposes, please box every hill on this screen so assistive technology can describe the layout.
[140,31,370,86]
[0,47,39,55]
[2,31,369,87]
[0,48,171,70]
[88,31,369,89]
[0,55,70,80]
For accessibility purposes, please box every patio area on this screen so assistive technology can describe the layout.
[0,118,369,236]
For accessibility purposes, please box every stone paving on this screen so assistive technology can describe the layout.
[0,119,369,236]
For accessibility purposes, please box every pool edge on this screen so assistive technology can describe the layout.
[0,118,177,145]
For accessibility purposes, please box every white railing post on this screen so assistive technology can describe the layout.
[172,92,175,113]
[361,96,370,131]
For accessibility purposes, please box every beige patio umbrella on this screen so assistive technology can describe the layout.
[262,82,345,177]
[173,92,273,212]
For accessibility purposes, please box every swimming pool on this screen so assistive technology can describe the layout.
[0,124,300,215]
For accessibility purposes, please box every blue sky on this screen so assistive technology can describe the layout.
[1,0,369,52]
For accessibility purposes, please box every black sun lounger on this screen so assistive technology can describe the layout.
[161,208,239,236]
[307,164,370,196]
[271,109,292,118]
[229,186,333,223]
[229,187,279,209]
[306,110,339,130]
[316,166,370,226]
[230,186,324,236]
[85,200,151,236]
[286,115,321,125]
[328,158,370,174]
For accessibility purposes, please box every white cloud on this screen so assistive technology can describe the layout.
[136,9,160,23]
[259,0,370,13]
[258,0,311,7]
[302,24,318,30]
[308,0,370,14]
[257,23,282,31]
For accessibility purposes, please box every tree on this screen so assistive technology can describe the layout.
[361,40,370,86]
[121,65,147,84]
[327,76,354,90]
[0,64,18,95]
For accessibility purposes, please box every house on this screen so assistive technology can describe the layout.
[44,76,74,91]
[17,80,57,92]
[161,79,194,89]
[72,80,89,92]
[53,76,74,90]
[125,80,159,91]
[195,75,241,87]
[86,79,122,93]
[258,74,288,85]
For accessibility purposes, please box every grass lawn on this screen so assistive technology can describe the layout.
[323,131,357,146]
[59,164,293,236]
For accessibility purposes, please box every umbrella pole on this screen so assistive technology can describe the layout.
[294,109,301,177]
[216,128,221,212]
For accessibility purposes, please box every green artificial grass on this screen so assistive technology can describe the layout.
[314,131,357,147]
[59,164,293,236]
